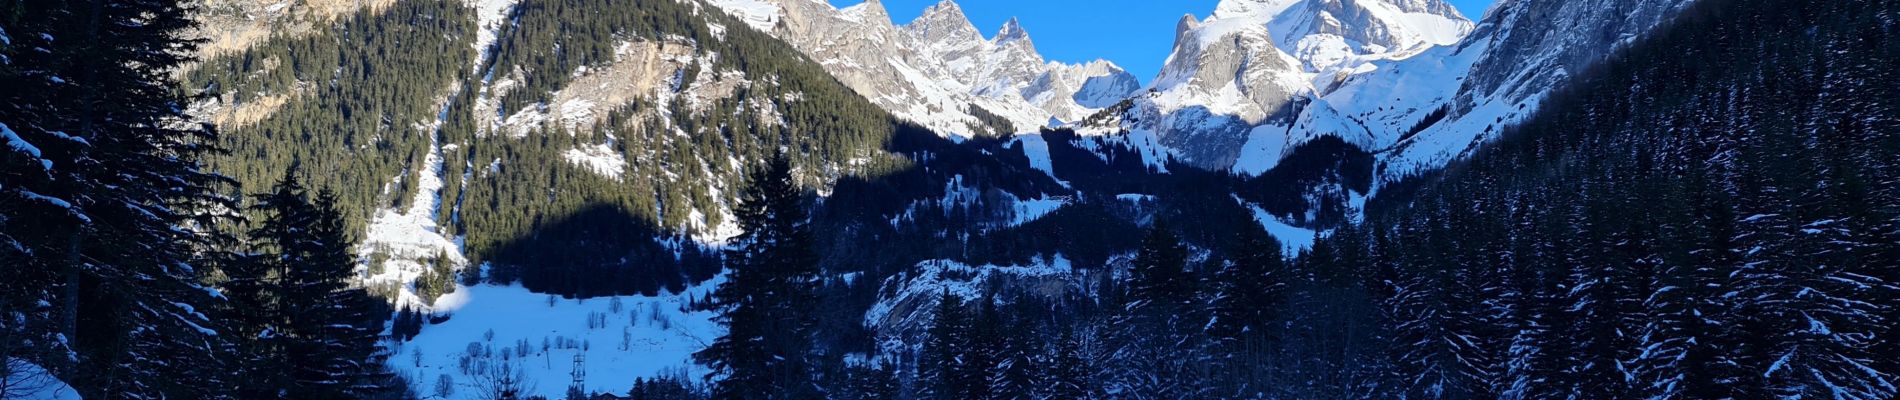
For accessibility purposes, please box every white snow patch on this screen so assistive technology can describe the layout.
[1,122,51,171]
[467,0,519,75]
[388,282,720,399]
[705,0,781,33]
[1009,134,1059,184]
[1241,199,1318,254]
[4,359,82,400]
[561,142,627,180]
[360,131,467,308]
[1116,193,1156,202]
[1009,196,1068,226]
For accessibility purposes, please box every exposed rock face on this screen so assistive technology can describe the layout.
[708,0,1688,180]
[189,0,400,58]
[1456,0,1690,115]
[706,0,1142,137]
[1038,60,1141,111]
[1108,0,1468,169]
[1314,0,1697,178]
[1097,0,1689,177]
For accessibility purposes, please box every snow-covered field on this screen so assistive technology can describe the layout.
[387,281,721,398]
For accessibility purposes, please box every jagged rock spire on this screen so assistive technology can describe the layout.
[994,17,1030,44]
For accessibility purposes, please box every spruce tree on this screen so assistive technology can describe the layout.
[695,153,821,399]
[237,169,394,399]
[1042,327,1091,400]
[0,0,237,396]
[918,291,970,400]
[1202,227,1287,395]
[1110,223,1201,398]
[963,297,1003,400]
[1125,223,1194,320]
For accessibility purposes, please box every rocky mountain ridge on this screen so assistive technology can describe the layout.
[707,0,1141,138]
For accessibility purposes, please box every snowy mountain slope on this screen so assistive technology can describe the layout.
[1373,0,1696,177]
[1088,0,1690,184]
[862,257,1107,353]
[176,0,915,391]
[1224,0,1469,74]
[704,0,1140,137]
[1096,0,1473,170]
[1241,0,1695,178]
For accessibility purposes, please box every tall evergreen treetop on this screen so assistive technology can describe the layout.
[0,0,237,397]
[696,152,822,399]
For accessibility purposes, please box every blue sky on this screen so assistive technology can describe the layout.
[829,0,1494,82]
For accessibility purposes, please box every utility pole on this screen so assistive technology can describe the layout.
[567,353,586,399]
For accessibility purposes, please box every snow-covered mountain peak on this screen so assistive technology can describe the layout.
[707,0,1138,137]
[994,17,1031,45]
[1212,0,1305,20]
[1203,0,1472,73]
[907,0,982,45]
[838,0,894,26]
[1081,0,1482,170]
[1175,13,1202,42]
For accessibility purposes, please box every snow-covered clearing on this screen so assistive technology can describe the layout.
[1241,200,1319,254]
[358,122,466,308]
[387,281,721,398]
[1008,134,1062,186]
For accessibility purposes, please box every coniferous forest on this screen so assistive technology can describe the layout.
[2,0,1897,398]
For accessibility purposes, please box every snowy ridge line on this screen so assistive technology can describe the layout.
[702,0,1141,139]
[864,256,1083,336]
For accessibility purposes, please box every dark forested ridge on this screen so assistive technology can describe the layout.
[4,0,1898,397]
[1296,0,1900,397]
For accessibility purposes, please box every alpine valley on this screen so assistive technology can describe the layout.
[2,0,1896,398]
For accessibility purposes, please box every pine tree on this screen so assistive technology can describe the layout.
[1202,227,1287,395]
[981,300,1039,400]
[224,168,307,398]
[694,153,821,399]
[1042,327,1091,400]
[236,169,394,399]
[1109,223,1203,398]
[1631,175,1750,400]
[1125,223,1195,319]
[1497,194,1569,400]
[919,291,971,400]
[836,363,899,400]
[0,0,238,396]
[1205,228,1287,343]
[963,297,1003,400]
